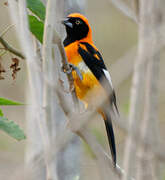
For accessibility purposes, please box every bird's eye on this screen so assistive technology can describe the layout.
[75,20,81,25]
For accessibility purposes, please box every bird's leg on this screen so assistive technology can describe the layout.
[62,63,83,80]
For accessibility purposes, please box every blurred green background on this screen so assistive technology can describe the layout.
[0,0,165,179]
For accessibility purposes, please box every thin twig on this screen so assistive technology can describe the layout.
[0,36,25,59]
[0,50,7,57]
[108,0,138,23]
[0,24,15,37]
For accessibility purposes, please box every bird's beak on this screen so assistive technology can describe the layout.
[61,19,73,28]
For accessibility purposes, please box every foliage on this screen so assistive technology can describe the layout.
[27,0,45,43]
[0,97,26,141]
[0,116,26,141]
[0,109,3,117]
[28,15,44,43]
[0,0,45,141]
[0,97,23,105]
[26,0,45,21]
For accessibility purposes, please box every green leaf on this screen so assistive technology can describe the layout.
[0,109,3,116]
[26,0,46,21]
[0,97,22,106]
[28,15,44,43]
[0,117,26,141]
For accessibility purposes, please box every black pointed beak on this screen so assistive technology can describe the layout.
[61,19,73,28]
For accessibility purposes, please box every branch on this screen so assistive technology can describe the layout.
[108,0,138,23]
[111,20,165,89]
[54,86,135,180]
[122,1,162,180]
[53,30,79,109]
[0,36,25,59]
[0,24,15,37]
[9,0,53,179]
[41,0,58,179]
[135,1,161,180]
[8,1,49,179]
[32,81,165,176]
[131,0,139,19]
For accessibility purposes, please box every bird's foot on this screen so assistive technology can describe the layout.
[62,63,83,80]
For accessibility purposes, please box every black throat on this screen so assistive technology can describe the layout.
[63,36,75,47]
[63,17,89,47]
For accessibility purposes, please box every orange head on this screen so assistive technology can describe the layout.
[62,13,93,45]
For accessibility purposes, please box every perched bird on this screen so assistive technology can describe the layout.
[62,13,118,166]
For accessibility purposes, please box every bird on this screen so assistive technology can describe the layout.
[62,13,118,166]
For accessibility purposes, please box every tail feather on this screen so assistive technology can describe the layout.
[103,113,116,167]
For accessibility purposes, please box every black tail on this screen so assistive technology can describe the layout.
[104,113,116,167]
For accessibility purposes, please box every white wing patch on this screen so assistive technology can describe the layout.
[78,61,90,73]
[103,69,113,88]
[77,61,114,89]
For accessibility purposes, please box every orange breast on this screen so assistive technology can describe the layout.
[65,42,81,65]
[72,69,99,100]
[65,42,103,106]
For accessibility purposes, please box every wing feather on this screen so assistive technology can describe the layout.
[78,42,118,113]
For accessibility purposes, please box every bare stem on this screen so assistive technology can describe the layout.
[0,24,15,37]
[0,36,25,59]
[53,30,78,109]
[109,0,138,23]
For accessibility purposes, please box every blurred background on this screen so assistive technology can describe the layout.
[0,0,165,179]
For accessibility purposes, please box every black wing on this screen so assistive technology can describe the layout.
[78,42,118,166]
[78,42,118,113]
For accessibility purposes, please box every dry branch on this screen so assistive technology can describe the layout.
[53,29,78,107]
[0,36,25,59]
[135,1,161,180]
[122,26,147,180]
[54,85,135,180]
[8,1,47,180]
[109,0,138,23]
[42,0,58,179]
[110,20,165,88]
[123,1,162,180]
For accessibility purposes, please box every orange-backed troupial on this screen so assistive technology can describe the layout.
[62,13,118,166]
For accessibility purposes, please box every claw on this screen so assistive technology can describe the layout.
[62,63,83,81]
[61,65,72,74]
